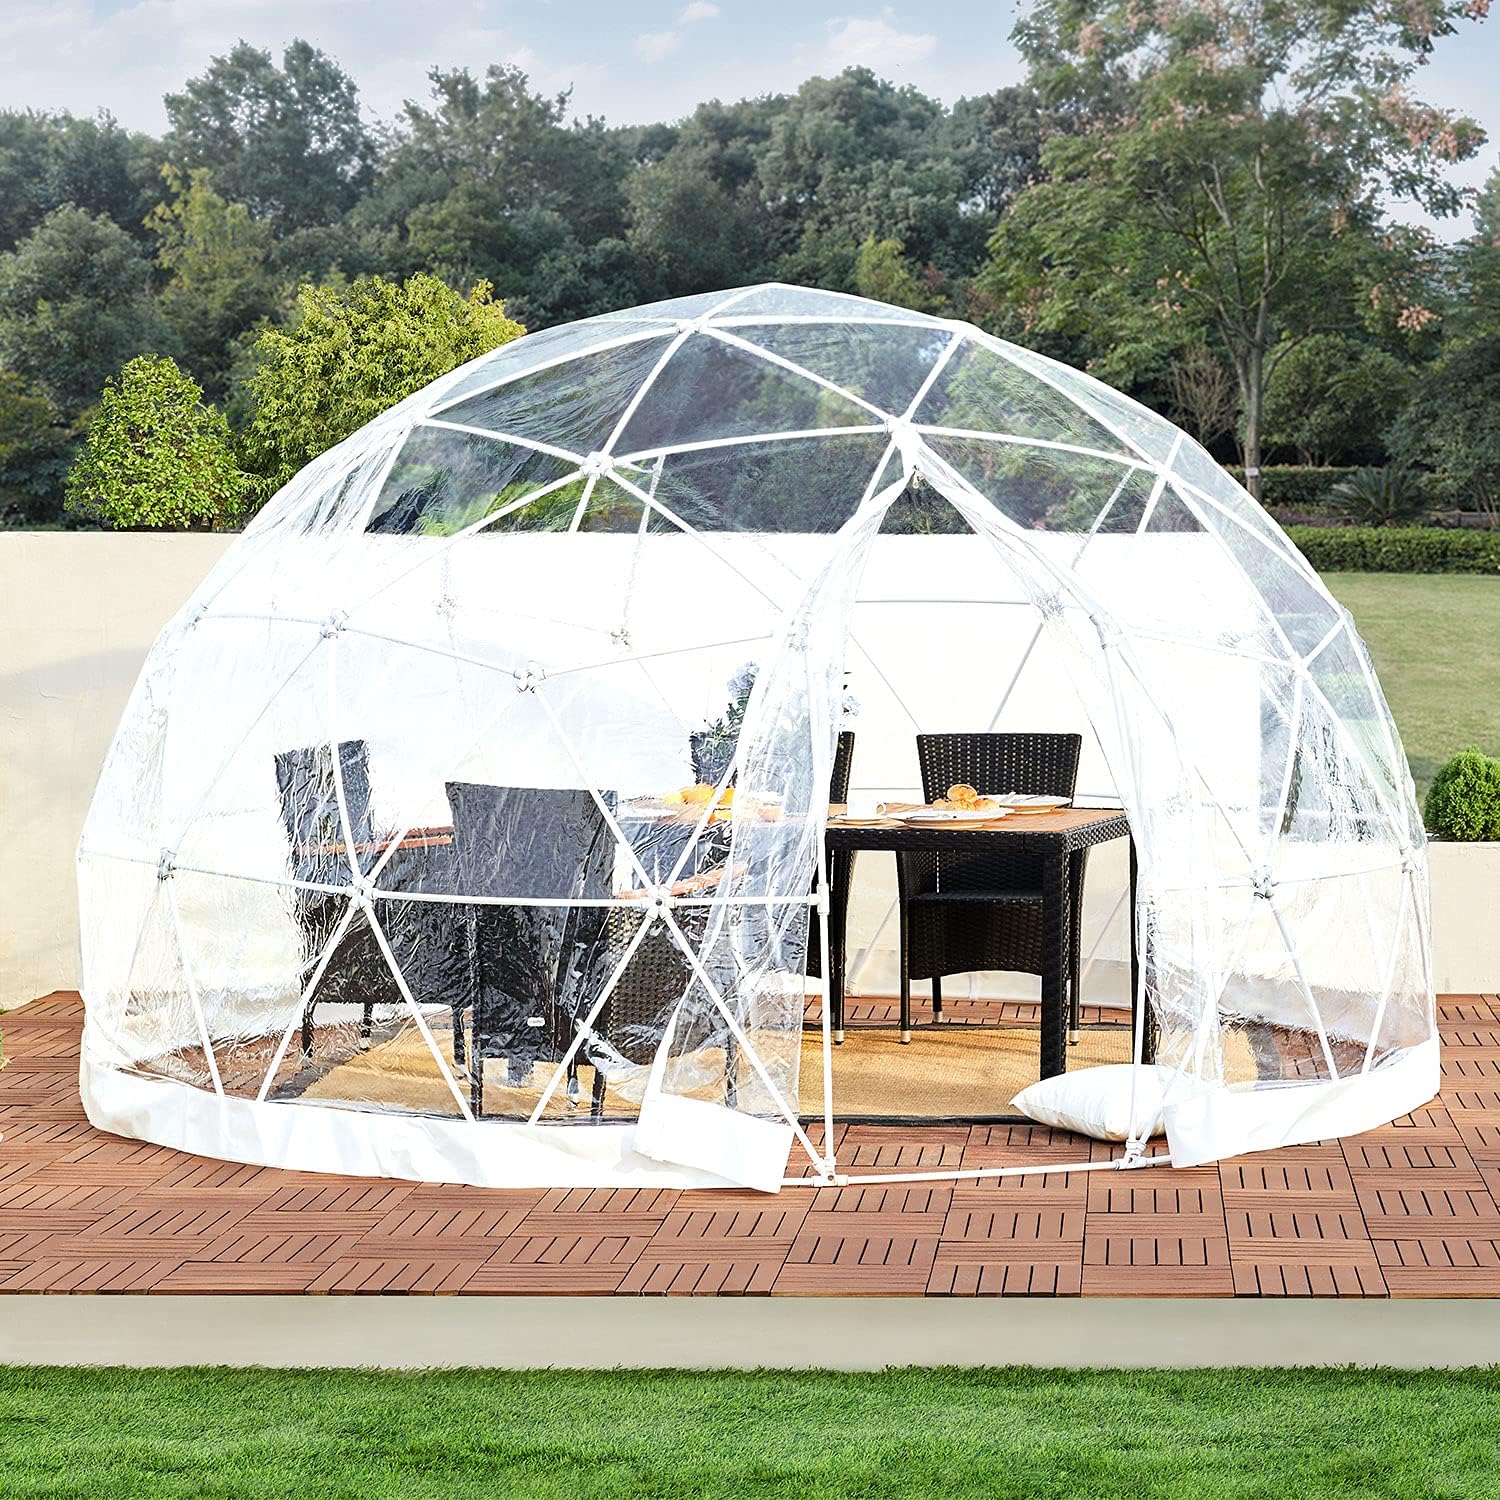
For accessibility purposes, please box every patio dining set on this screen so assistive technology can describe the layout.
[274,732,1141,1120]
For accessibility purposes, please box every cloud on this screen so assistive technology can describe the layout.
[633,29,682,63]
[0,0,570,132]
[634,3,717,65]
[824,13,937,71]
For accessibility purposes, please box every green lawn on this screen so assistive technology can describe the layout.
[2,1367,1498,1499]
[1324,572,1500,802]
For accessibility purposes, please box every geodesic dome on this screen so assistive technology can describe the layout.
[78,283,1437,1192]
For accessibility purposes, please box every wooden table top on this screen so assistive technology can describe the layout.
[301,805,1131,864]
[829,803,1127,834]
[825,803,1130,854]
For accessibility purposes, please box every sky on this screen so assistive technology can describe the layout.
[2,1,1496,233]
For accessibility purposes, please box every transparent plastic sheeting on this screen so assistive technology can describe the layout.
[77,283,1438,1192]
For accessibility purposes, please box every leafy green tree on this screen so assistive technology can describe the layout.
[0,109,163,253]
[1391,333,1500,510]
[1263,335,1413,466]
[626,151,766,297]
[66,355,246,529]
[0,372,75,526]
[0,205,175,417]
[1442,164,1500,341]
[404,191,574,299]
[943,86,1052,218]
[371,66,629,261]
[146,166,279,401]
[854,236,948,313]
[165,40,374,235]
[237,273,524,496]
[518,237,650,326]
[981,0,1488,498]
[757,69,986,290]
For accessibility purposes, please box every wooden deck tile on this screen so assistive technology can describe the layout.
[464,1234,654,1294]
[1081,1233,1234,1296]
[1353,1185,1500,1239]
[1375,1237,1500,1296]
[929,1163,1087,1294]
[645,1204,809,1248]
[1231,1260,1387,1296]
[1220,1159,1359,1207]
[1345,1141,1487,1180]
[306,1258,480,1294]
[831,1125,968,1175]
[801,1183,951,1232]
[350,1202,538,1257]
[928,1250,1083,1296]
[6,991,1500,1299]
[617,1257,782,1295]
[509,1187,681,1237]
[1224,1205,1386,1297]
[617,1199,813,1296]
[153,1262,326,1293]
[23,1202,257,1259]
[773,1229,939,1295]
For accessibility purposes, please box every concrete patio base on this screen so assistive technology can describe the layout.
[5,1294,1499,1370]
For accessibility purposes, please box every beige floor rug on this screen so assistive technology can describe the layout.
[298,1017,1243,1122]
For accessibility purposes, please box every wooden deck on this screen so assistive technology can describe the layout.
[4,992,1500,1298]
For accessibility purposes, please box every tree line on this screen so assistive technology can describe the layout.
[0,1,1495,529]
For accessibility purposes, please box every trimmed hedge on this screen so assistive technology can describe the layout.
[1225,466,1360,509]
[1284,526,1500,573]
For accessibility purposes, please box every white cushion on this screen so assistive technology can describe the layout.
[1012,1064,1184,1142]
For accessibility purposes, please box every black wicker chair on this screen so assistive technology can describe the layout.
[805,731,857,1040]
[275,741,393,1058]
[446,783,619,1117]
[446,781,745,1119]
[894,732,1085,1043]
[277,741,465,1064]
[574,806,740,1112]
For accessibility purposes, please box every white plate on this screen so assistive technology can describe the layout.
[898,807,1010,825]
[985,793,1070,811]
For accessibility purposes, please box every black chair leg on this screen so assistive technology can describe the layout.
[931,973,943,1021]
[359,1001,373,1051]
[452,1003,466,1066]
[898,905,912,1044]
[469,1012,484,1119]
[831,937,846,1044]
[300,1007,314,1061]
[724,1032,739,1108]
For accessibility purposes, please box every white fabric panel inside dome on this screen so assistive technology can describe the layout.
[77,282,1437,1192]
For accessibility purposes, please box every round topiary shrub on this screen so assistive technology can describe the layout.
[1424,748,1500,841]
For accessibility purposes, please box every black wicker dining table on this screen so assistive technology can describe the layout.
[824,804,1142,1079]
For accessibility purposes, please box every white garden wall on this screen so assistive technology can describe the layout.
[1,532,1494,1008]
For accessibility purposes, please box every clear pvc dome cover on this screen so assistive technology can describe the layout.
[78,283,1437,1192]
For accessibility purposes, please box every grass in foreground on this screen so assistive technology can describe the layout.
[1,1366,1498,1499]
[1324,572,1500,802]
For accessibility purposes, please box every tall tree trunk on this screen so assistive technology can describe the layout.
[1241,341,1264,504]
[1228,336,1266,503]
